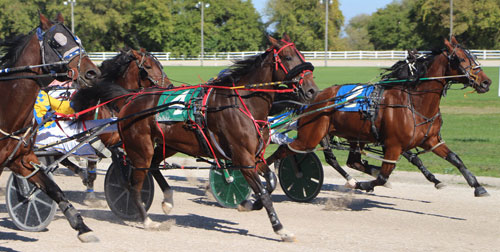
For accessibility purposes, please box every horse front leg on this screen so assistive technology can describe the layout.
[355,147,400,192]
[129,169,161,230]
[150,147,175,215]
[15,155,98,242]
[401,151,445,189]
[424,139,488,197]
[239,167,295,242]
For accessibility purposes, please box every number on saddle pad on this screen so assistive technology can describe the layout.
[155,87,203,122]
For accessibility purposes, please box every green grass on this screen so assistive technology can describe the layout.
[164,66,500,177]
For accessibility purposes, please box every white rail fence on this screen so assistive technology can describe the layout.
[88,50,500,61]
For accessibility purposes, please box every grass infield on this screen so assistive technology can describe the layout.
[164,66,500,178]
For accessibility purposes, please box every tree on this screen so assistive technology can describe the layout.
[412,0,500,49]
[166,0,265,57]
[266,0,344,50]
[367,0,423,50]
[344,14,374,50]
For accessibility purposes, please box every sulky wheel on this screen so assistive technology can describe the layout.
[209,168,251,208]
[278,152,324,202]
[104,160,155,220]
[5,171,57,232]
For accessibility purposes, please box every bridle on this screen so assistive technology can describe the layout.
[445,43,483,89]
[133,51,167,88]
[36,22,89,87]
[268,40,315,91]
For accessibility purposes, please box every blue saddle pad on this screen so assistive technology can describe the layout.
[335,85,374,112]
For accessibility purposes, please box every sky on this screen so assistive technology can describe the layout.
[251,0,395,26]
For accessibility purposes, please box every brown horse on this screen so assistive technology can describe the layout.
[0,13,101,242]
[87,35,318,241]
[58,48,171,204]
[267,36,491,197]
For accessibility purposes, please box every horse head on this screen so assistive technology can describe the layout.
[38,12,100,88]
[444,36,491,93]
[267,34,318,103]
[129,48,172,88]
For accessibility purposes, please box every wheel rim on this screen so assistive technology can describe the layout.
[209,169,251,208]
[278,152,323,202]
[5,173,57,232]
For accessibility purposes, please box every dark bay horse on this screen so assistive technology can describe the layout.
[60,48,171,204]
[267,37,491,197]
[91,35,318,241]
[0,13,101,242]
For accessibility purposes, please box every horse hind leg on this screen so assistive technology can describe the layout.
[401,151,445,189]
[150,169,174,215]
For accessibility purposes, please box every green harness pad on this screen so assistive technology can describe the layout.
[155,87,203,122]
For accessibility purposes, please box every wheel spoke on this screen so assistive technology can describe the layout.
[111,190,128,206]
[32,200,43,225]
[34,197,54,208]
[23,201,32,226]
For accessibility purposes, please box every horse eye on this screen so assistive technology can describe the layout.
[284,56,293,61]
[144,65,152,69]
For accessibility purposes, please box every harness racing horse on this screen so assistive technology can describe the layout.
[0,13,101,242]
[92,35,318,241]
[267,36,491,197]
[57,48,171,205]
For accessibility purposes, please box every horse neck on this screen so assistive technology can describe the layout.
[234,66,275,120]
[410,53,448,117]
[115,66,142,89]
[0,35,41,131]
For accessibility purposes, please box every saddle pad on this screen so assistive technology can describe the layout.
[156,87,203,122]
[335,84,375,112]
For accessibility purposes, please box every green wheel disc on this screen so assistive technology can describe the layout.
[278,152,323,202]
[209,169,251,208]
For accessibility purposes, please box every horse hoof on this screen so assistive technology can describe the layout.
[78,231,100,243]
[474,186,490,197]
[162,202,173,215]
[383,181,392,189]
[344,178,357,189]
[434,182,446,190]
[144,217,161,230]
[237,200,253,212]
[276,228,296,242]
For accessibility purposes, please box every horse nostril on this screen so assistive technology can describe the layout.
[85,69,99,80]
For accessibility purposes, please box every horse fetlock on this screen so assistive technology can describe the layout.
[59,201,84,230]
[237,199,254,212]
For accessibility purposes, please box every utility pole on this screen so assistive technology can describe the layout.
[63,0,76,33]
[196,2,210,66]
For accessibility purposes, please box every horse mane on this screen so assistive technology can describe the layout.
[71,82,131,113]
[209,50,271,86]
[99,49,135,82]
[0,31,34,68]
[380,50,442,85]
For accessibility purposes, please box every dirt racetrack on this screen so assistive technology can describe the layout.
[1,157,499,252]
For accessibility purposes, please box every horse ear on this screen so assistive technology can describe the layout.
[282,33,291,42]
[444,38,454,52]
[451,36,459,45]
[55,12,64,24]
[267,35,279,47]
[39,11,52,31]
[140,48,146,53]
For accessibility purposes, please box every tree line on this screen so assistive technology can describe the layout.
[1,0,499,56]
